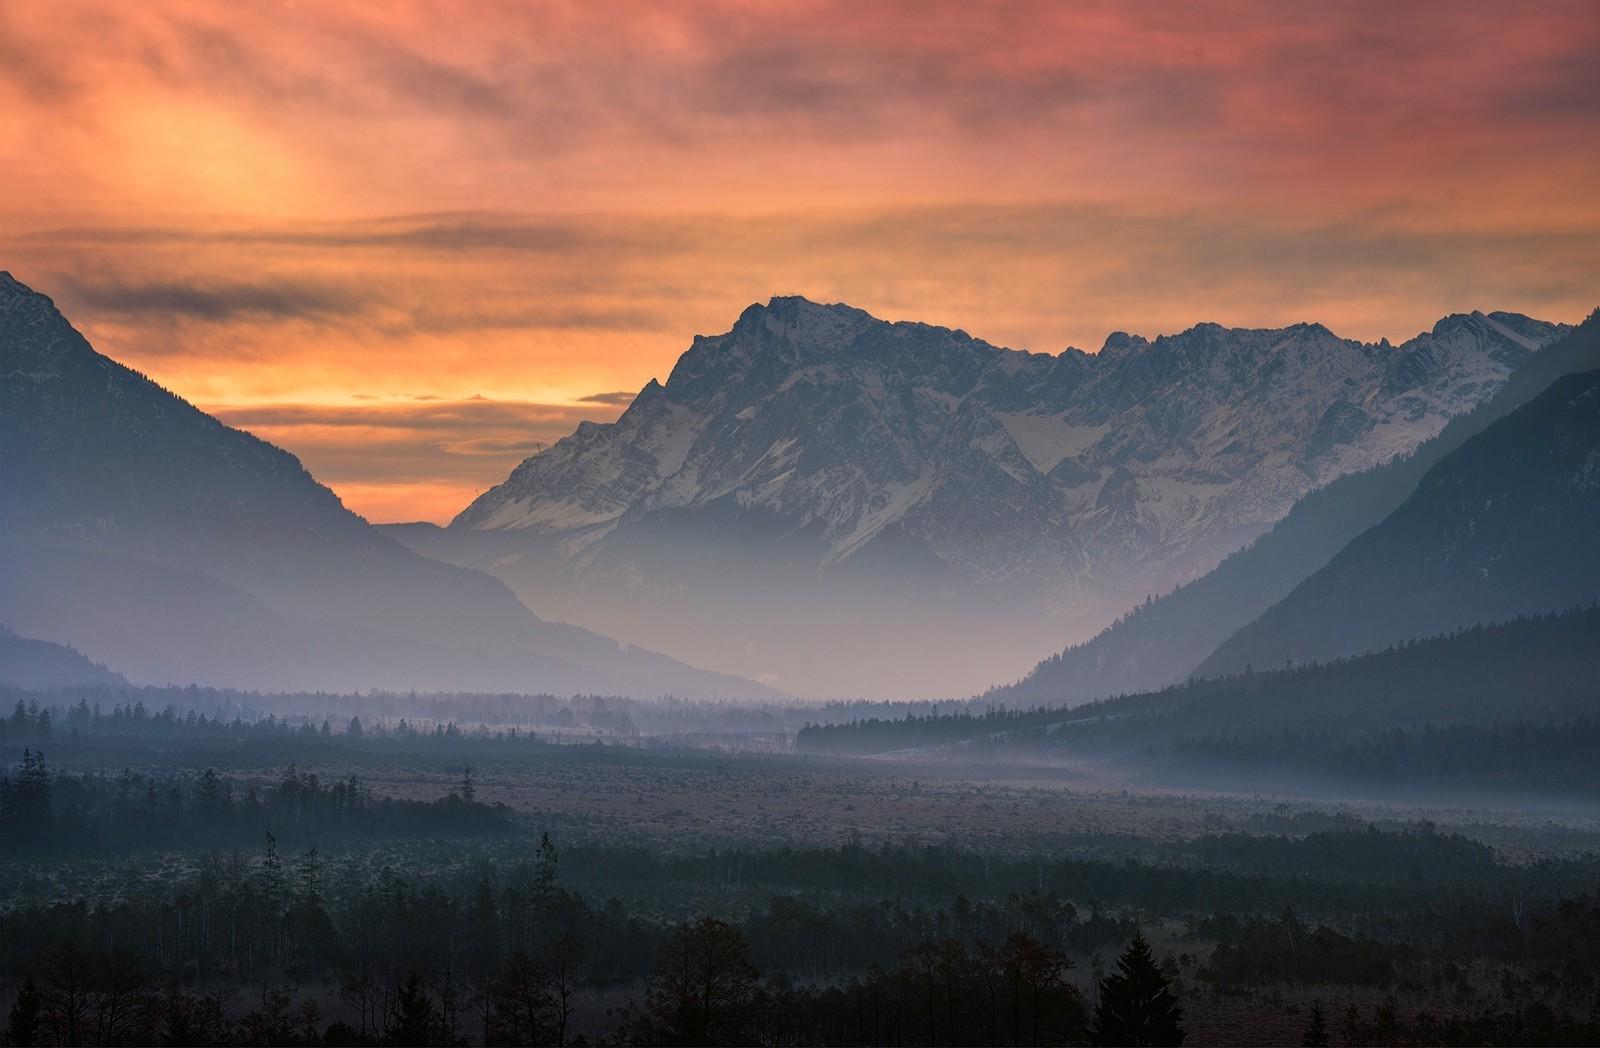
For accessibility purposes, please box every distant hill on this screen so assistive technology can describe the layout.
[0,272,770,699]
[985,310,1600,707]
[1197,369,1600,677]
[799,605,1600,782]
[0,625,126,690]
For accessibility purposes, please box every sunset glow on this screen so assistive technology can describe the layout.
[4,0,1597,522]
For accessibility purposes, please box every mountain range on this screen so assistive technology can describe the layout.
[396,296,1567,698]
[0,272,769,699]
[988,310,1600,706]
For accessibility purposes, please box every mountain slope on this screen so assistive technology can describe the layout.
[798,605,1600,796]
[405,296,1564,698]
[986,311,1600,707]
[800,605,1600,756]
[0,624,127,690]
[1196,368,1600,677]
[0,272,768,699]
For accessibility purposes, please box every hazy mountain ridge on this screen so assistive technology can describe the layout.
[414,296,1564,698]
[1196,367,1600,677]
[0,272,770,699]
[0,624,127,690]
[985,311,1600,708]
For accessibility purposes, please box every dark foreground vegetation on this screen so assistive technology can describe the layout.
[4,730,1600,1047]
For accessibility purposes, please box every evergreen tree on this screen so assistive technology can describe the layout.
[3,978,42,1048]
[387,973,438,1047]
[13,748,51,828]
[534,832,560,898]
[1303,999,1330,1047]
[1092,932,1184,1046]
[262,831,285,905]
[196,768,223,816]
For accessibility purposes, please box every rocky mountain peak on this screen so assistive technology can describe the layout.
[429,297,1570,697]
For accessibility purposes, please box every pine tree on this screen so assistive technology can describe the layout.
[3,977,42,1047]
[534,832,560,899]
[1302,999,1330,1047]
[387,973,438,1047]
[1092,932,1184,1046]
[297,847,323,903]
[262,832,286,910]
[13,749,51,829]
[197,767,223,816]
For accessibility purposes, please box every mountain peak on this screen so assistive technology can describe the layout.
[729,295,877,348]
[0,271,53,311]
[1099,331,1149,357]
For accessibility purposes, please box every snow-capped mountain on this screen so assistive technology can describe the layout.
[1196,366,1600,679]
[984,311,1600,709]
[395,297,1567,698]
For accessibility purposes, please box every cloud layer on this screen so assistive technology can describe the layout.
[3,1,1596,521]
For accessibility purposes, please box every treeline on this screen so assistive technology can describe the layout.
[0,915,1134,1047]
[0,684,978,749]
[795,708,1068,756]
[1171,718,1600,791]
[5,841,1598,1045]
[10,752,1597,934]
[0,754,516,856]
[0,695,600,747]
[796,607,1600,793]
[0,831,1177,1047]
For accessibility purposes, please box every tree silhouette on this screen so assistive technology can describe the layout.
[1092,932,1184,1046]
[647,917,761,1046]
[489,952,554,1047]
[386,972,438,1046]
[993,930,1084,1046]
[3,978,41,1047]
[1302,999,1330,1047]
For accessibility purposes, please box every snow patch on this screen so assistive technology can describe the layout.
[996,413,1109,473]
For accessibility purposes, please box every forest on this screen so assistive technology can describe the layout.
[1,611,1597,1046]
[795,607,1600,797]
[4,725,1600,1046]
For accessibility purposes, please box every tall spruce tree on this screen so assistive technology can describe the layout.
[1092,932,1184,1046]
[3,978,42,1047]
[1303,1000,1330,1047]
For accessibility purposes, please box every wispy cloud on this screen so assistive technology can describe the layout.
[579,391,637,406]
[3,0,1595,521]
[59,276,359,321]
[206,397,612,522]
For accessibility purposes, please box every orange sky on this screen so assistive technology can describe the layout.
[3,0,1597,523]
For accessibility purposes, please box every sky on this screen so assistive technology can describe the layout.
[3,1,1597,523]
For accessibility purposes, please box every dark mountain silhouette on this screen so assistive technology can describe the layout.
[800,605,1600,763]
[0,272,769,699]
[0,624,127,690]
